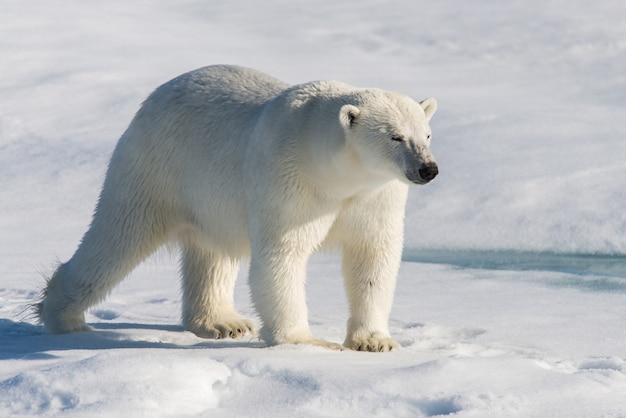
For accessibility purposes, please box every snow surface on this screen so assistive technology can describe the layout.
[1,0,626,416]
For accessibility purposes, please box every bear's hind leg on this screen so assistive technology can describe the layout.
[180,245,254,339]
[38,199,169,333]
[37,262,94,333]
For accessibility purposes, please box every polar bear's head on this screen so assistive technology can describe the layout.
[339,91,438,186]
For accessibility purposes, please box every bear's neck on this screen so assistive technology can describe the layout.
[299,134,393,201]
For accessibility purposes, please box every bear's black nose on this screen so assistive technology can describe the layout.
[418,163,439,182]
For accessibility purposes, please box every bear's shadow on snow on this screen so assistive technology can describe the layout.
[0,318,263,360]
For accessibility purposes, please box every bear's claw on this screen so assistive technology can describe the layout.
[344,334,399,352]
[188,317,255,340]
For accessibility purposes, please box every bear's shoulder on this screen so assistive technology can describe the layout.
[277,80,359,110]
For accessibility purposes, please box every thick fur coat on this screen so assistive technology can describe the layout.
[38,65,438,351]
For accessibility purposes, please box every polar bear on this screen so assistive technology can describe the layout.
[37,65,438,352]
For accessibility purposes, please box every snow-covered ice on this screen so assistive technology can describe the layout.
[1,1,625,416]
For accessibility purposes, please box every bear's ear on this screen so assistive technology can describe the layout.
[339,105,360,128]
[420,98,437,121]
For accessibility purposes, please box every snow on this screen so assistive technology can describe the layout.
[1,0,625,416]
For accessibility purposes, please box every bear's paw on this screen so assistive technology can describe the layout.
[345,333,399,352]
[188,316,255,340]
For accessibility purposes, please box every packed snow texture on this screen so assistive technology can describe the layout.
[1,0,625,417]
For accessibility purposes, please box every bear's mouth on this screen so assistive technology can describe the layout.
[405,171,427,185]
[407,177,428,185]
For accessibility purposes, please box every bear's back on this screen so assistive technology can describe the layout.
[146,65,289,111]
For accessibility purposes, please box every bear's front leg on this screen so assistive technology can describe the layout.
[248,224,343,350]
[337,184,408,352]
[341,243,401,352]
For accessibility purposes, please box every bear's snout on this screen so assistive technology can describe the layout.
[418,162,439,183]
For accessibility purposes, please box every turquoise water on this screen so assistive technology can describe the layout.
[403,249,626,293]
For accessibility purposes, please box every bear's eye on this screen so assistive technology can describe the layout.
[391,135,404,142]
[426,134,431,140]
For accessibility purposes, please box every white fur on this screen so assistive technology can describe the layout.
[39,65,438,351]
